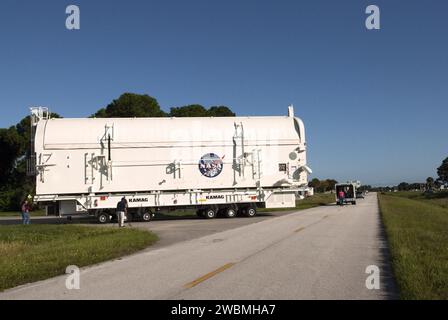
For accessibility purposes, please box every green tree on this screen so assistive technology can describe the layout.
[92,94,235,119]
[169,104,208,117]
[437,157,448,184]
[170,104,235,117]
[397,182,410,191]
[0,127,24,185]
[93,93,166,118]
[409,183,421,191]
[308,178,320,190]
[325,179,338,192]
[207,106,235,117]
[318,180,329,193]
[0,126,30,210]
[0,113,61,211]
[308,178,337,193]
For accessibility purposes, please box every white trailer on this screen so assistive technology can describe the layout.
[29,106,312,223]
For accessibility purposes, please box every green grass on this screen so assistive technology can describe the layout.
[384,190,448,209]
[378,192,448,299]
[295,193,335,210]
[0,209,46,217]
[0,224,158,291]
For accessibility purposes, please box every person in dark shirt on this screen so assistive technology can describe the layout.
[21,200,31,225]
[116,197,128,227]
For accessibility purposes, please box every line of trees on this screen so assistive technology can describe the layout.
[308,155,448,194]
[92,93,235,118]
[308,178,371,193]
[308,178,338,193]
[370,158,448,192]
[393,176,445,192]
[0,93,235,211]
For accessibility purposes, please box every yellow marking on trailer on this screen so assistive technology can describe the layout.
[184,263,235,289]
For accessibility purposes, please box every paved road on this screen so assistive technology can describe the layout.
[127,211,294,248]
[0,193,398,299]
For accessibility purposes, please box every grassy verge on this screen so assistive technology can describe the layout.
[0,210,46,217]
[378,192,448,299]
[383,191,448,209]
[0,225,158,291]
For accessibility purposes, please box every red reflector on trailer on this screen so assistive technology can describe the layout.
[100,196,107,201]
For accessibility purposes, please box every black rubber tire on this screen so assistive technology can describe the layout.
[204,208,217,219]
[97,213,109,224]
[142,212,152,222]
[224,208,237,218]
[245,207,257,217]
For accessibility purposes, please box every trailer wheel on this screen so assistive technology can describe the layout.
[97,213,110,224]
[142,212,152,222]
[204,208,217,219]
[224,208,237,218]
[245,207,257,217]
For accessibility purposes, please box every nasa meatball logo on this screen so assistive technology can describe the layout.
[199,153,224,178]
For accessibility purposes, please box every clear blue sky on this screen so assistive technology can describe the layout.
[0,0,447,186]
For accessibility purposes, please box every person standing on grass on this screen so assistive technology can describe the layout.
[21,200,31,225]
[116,197,128,228]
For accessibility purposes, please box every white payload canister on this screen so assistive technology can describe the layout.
[29,106,312,222]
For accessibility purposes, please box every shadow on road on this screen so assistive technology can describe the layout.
[375,211,400,300]
[0,211,282,226]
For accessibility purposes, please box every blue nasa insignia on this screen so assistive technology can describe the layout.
[199,153,224,178]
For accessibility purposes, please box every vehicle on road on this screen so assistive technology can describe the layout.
[335,182,359,205]
[356,191,365,199]
[28,106,312,223]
